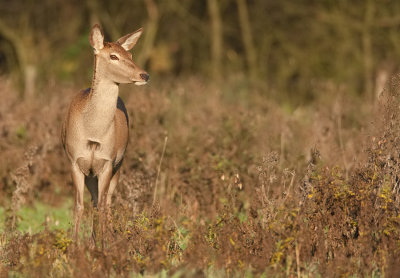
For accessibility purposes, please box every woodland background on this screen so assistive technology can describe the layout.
[1,0,400,102]
[1,0,400,277]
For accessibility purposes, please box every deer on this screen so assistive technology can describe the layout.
[61,24,149,242]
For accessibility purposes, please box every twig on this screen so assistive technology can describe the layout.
[337,112,349,179]
[153,136,168,206]
[296,242,301,278]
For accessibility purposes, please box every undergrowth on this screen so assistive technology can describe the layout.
[0,76,399,277]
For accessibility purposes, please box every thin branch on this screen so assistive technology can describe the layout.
[153,136,168,206]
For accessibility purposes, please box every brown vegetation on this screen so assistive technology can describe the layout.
[0,73,399,276]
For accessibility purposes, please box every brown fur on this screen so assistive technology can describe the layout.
[61,24,148,242]
[62,89,128,172]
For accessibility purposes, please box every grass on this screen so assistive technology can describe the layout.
[0,201,72,234]
[16,200,73,233]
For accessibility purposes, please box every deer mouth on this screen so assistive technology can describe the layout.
[134,81,147,86]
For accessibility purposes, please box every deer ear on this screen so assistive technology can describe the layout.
[89,24,104,52]
[116,28,143,51]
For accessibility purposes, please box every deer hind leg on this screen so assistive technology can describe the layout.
[96,162,113,249]
[71,164,85,241]
[106,168,120,210]
[84,175,98,243]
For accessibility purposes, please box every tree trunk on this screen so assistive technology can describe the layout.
[207,0,223,80]
[0,18,37,98]
[362,0,374,98]
[86,0,120,40]
[236,0,257,80]
[137,0,160,67]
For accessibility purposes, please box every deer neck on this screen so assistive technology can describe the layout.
[83,56,119,137]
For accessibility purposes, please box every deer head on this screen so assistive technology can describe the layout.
[89,24,149,85]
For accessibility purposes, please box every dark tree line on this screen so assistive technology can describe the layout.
[1,0,400,103]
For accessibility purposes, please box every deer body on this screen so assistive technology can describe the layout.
[62,24,149,240]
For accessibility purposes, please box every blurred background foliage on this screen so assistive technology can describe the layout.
[1,0,400,105]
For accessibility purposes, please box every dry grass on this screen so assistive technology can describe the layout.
[0,74,398,277]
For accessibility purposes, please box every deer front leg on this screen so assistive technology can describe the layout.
[71,164,85,241]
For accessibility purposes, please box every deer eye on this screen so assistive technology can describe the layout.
[110,54,119,60]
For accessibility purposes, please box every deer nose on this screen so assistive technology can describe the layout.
[140,73,149,82]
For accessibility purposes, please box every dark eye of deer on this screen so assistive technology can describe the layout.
[110,54,119,60]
